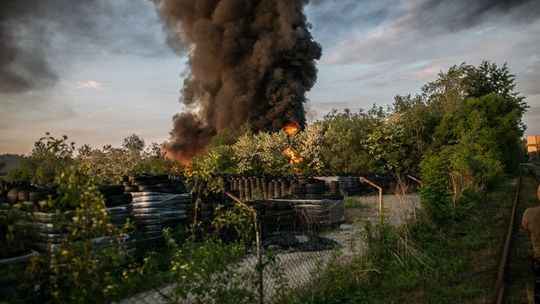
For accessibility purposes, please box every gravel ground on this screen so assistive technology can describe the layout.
[119,193,420,304]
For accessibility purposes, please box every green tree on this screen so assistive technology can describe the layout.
[122,133,145,153]
[364,118,411,174]
[320,107,383,173]
[10,133,75,184]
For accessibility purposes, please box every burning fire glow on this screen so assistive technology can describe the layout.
[284,147,303,165]
[283,121,300,137]
[161,148,192,166]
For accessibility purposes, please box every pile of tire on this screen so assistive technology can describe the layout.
[97,184,132,228]
[0,250,39,303]
[337,177,371,196]
[130,192,192,239]
[123,174,185,194]
[254,200,296,234]
[275,199,345,229]
[3,183,54,210]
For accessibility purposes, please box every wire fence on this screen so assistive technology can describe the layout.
[118,178,420,304]
[1,175,420,303]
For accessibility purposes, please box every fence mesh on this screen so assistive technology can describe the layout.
[118,178,420,304]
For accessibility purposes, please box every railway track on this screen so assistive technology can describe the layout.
[497,163,540,303]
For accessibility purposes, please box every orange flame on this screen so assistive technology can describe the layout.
[283,121,300,137]
[284,147,303,165]
[161,148,192,166]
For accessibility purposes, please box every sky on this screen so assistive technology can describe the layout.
[0,0,539,154]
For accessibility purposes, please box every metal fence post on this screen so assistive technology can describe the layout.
[255,214,264,304]
[359,177,383,218]
[224,191,264,304]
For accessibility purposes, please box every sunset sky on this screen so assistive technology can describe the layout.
[1,0,539,154]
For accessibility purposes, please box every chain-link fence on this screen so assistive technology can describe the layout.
[117,176,420,304]
[0,175,419,303]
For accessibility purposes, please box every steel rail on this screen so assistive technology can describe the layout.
[495,167,523,304]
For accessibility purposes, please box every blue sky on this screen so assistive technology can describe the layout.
[1,0,539,154]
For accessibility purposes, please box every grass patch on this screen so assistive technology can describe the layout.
[281,178,516,303]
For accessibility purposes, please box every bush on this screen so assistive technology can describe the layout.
[420,155,452,223]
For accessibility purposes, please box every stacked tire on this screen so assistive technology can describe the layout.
[255,201,295,235]
[131,192,192,239]
[15,211,67,253]
[97,184,132,228]
[288,199,345,229]
[123,174,185,194]
[5,184,54,210]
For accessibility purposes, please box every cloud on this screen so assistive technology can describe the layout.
[76,81,104,90]
[0,0,168,94]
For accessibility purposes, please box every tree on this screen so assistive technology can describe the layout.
[122,134,145,153]
[12,133,75,184]
[364,118,412,174]
[319,107,383,173]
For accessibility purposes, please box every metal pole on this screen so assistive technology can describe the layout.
[360,177,383,218]
[224,191,264,304]
[406,175,422,186]
[256,217,264,304]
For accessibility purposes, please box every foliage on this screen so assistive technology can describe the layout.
[420,154,452,223]
[77,135,181,184]
[122,133,145,153]
[319,107,383,173]
[29,167,131,303]
[364,117,412,174]
[161,230,257,304]
[8,133,75,184]
[0,209,26,259]
[296,123,325,175]
[282,179,515,304]
[76,145,141,184]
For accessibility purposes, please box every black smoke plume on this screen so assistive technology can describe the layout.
[154,0,322,162]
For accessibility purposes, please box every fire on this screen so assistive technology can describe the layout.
[283,121,300,137]
[284,147,303,165]
[161,148,192,166]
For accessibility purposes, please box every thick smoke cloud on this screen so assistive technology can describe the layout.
[154,0,322,161]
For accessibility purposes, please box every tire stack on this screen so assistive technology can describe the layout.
[329,181,340,197]
[227,177,293,201]
[15,211,67,253]
[123,174,186,194]
[97,185,132,229]
[289,180,305,199]
[254,200,295,234]
[287,199,345,229]
[5,184,53,210]
[130,192,191,240]
[305,179,325,199]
